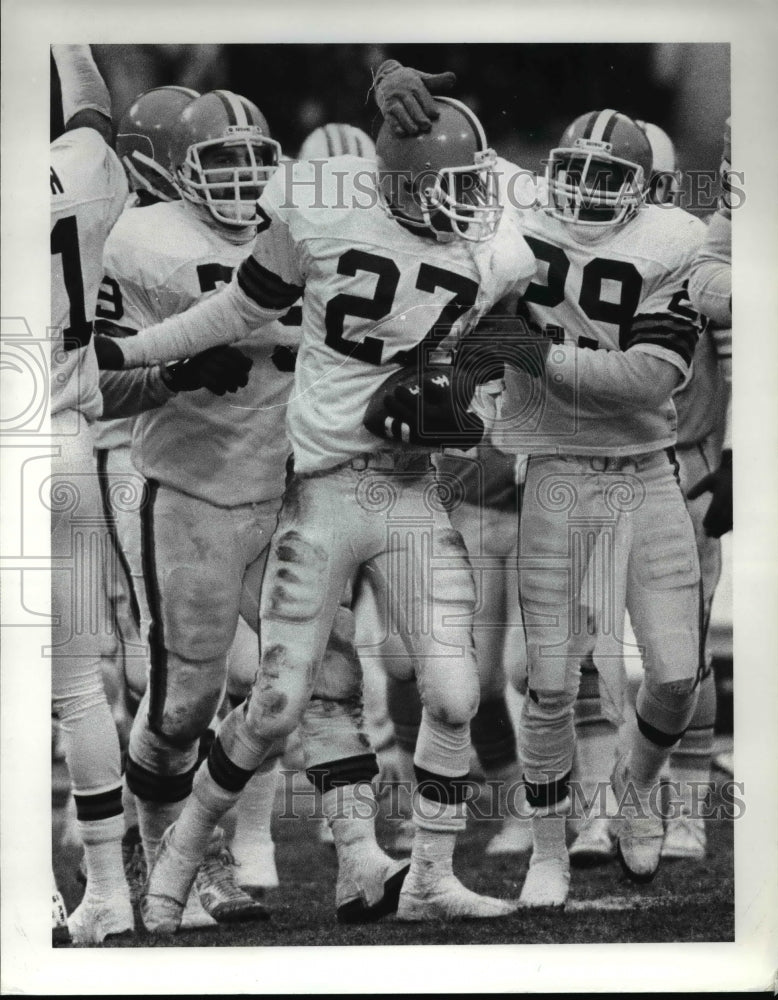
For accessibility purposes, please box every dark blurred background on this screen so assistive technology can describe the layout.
[92,42,730,213]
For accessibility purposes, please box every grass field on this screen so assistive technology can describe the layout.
[53,746,734,949]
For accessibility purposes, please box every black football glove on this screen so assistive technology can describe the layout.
[373,60,457,135]
[364,365,484,449]
[160,345,253,396]
[93,335,126,370]
[687,449,733,538]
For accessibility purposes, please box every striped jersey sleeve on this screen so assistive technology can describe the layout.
[118,176,304,369]
[236,168,305,310]
[622,277,704,376]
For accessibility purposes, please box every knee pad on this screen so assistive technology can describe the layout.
[147,652,226,747]
[636,674,700,747]
[128,699,200,786]
[422,676,479,728]
[53,669,110,726]
[241,644,313,744]
[520,687,576,784]
[414,707,471,778]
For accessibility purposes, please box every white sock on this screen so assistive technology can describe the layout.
[407,796,466,888]
[321,782,381,860]
[230,759,279,862]
[78,814,127,898]
[137,798,186,863]
[628,727,670,793]
[169,766,241,863]
[529,797,570,863]
[408,827,456,887]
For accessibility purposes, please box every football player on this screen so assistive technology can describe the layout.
[50,54,253,942]
[49,46,189,944]
[298,118,532,857]
[97,89,293,926]
[374,64,708,904]
[95,96,537,926]
[567,121,731,865]
[298,122,376,160]
[94,84,201,786]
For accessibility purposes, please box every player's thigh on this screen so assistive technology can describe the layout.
[452,501,520,696]
[627,452,701,686]
[254,471,364,719]
[519,455,599,694]
[368,491,479,724]
[142,484,246,662]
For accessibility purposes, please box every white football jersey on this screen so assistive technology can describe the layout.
[496,167,707,455]
[241,156,536,474]
[98,200,300,505]
[50,127,128,420]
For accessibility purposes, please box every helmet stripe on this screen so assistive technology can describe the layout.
[337,125,352,155]
[214,90,249,127]
[214,90,237,126]
[600,112,621,144]
[239,96,258,127]
[589,109,619,143]
[580,111,599,139]
[324,124,336,157]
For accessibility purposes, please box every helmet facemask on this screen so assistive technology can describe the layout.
[419,150,502,242]
[546,142,647,235]
[379,149,502,244]
[176,125,281,227]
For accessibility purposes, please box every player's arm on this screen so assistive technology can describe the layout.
[98,367,175,418]
[493,289,699,410]
[688,211,732,328]
[51,45,112,144]
[95,177,304,370]
[373,60,457,134]
[96,316,253,401]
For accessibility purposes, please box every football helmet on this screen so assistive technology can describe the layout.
[546,109,653,235]
[298,123,376,161]
[168,90,281,227]
[116,86,199,203]
[635,120,680,206]
[375,97,501,243]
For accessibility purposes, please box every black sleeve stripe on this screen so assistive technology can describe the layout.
[237,256,304,311]
[630,311,702,335]
[626,331,697,366]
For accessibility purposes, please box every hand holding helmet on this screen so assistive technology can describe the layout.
[373,60,457,135]
[375,96,502,244]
